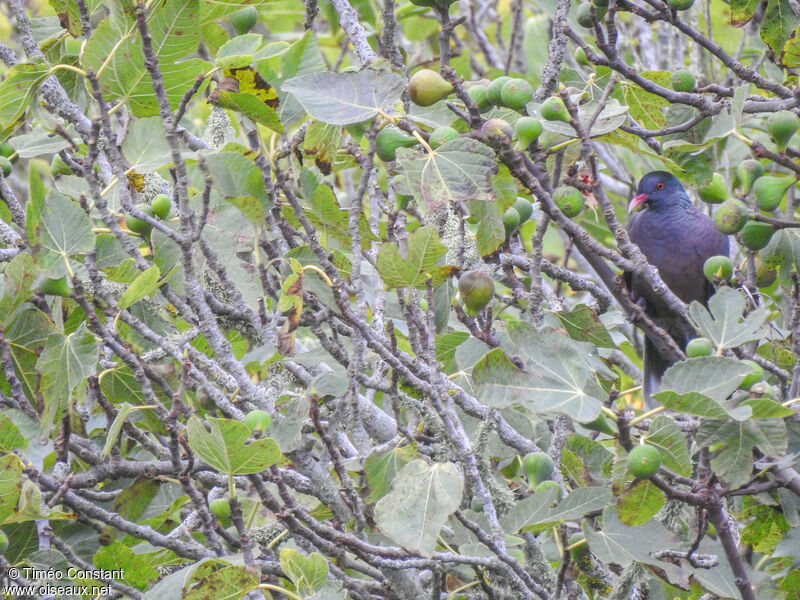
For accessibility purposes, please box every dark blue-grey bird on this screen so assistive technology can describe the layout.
[626,172,729,405]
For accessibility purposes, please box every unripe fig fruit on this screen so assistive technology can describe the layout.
[576,2,605,27]
[125,203,155,236]
[714,198,748,234]
[697,173,728,204]
[50,154,72,176]
[568,533,589,561]
[503,206,521,234]
[541,96,570,123]
[376,127,418,161]
[0,531,7,552]
[230,6,258,35]
[575,47,590,66]
[755,256,778,288]
[753,175,795,212]
[40,277,71,297]
[408,69,454,106]
[737,159,764,194]
[0,156,10,177]
[514,116,543,148]
[428,126,459,149]
[467,85,492,112]
[480,118,513,149]
[209,498,231,518]
[522,451,555,487]
[244,409,272,432]
[627,444,661,479]
[668,0,694,9]
[486,76,511,106]
[686,337,713,357]
[580,414,617,436]
[470,498,484,512]
[458,270,494,315]
[534,480,562,501]
[739,360,764,389]
[766,110,799,151]
[500,78,533,111]
[512,197,534,223]
[670,69,695,92]
[151,193,171,219]
[703,255,733,282]
[740,220,775,251]
[0,141,14,159]
[552,185,584,217]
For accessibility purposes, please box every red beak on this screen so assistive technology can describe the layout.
[628,193,649,212]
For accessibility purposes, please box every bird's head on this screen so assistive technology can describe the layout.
[629,171,690,213]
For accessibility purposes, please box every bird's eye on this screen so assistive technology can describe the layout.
[656,182,665,190]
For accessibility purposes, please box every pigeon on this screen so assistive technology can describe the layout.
[626,171,729,406]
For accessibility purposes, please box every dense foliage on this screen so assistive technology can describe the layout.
[1,0,800,599]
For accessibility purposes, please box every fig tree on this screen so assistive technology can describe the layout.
[466,85,492,112]
[739,360,764,389]
[480,118,513,149]
[713,198,748,234]
[627,444,661,479]
[522,451,554,487]
[670,69,695,92]
[574,47,590,66]
[702,255,733,282]
[244,409,272,432]
[500,78,533,110]
[512,197,534,223]
[737,159,764,194]
[428,126,459,149]
[740,220,775,251]
[0,141,14,159]
[376,127,418,162]
[752,175,795,212]
[503,206,521,234]
[541,96,570,123]
[514,116,543,147]
[486,76,511,106]
[697,173,728,204]
[125,203,155,236]
[408,69,454,107]
[209,498,231,518]
[230,6,258,35]
[552,185,584,217]
[150,193,171,219]
[458,270,494,315]
[686,337,713,357]
[766,110,799,151]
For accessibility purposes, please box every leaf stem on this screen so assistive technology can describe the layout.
[628,405,665,426]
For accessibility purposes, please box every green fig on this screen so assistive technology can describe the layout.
[0,141,14,159]
[552,185,584,217]
[627,444,661,479]
[740,220,775,251]
[0,156,10,177]
[459,270,494,315]
[697,173,728,204]
[481,118,514,149]
[209,498,231,518]
[766,111,799,151]
[534,480,562,501]
[50,154,72,176]
[230,6,258,35]
[244,409,272,432]
[752,175,795,212]
[376,127,418,161]
[568,533,590,562]
[151,193,171,219]
[522,451,555,487]
[580,414,617,436]
[738,360,763,389]
[755,256,778,287]
[668,0,694,9]
[670,69,695,92]
[714,198,748,234]
[466,85,492,112]
[737,159,764,194]
[575,47,590,66]
[686,337,713,357]
[503,206,521,234]
[408,69,454,107]
[703,255,733,282]
[125,203,155,236]
[500,78,533,111]
[513,197,534,223]
[576,2,605,28]
[39,277,71,297]
[486,76,511,106]
[428,126,459,149]
[514,116,543,147]
[541,96,570,123]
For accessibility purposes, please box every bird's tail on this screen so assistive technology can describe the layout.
[642,335,674,408]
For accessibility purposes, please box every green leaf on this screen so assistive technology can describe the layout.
[500,486,560,533]
[546,486,613,522]
[472,324,603,422]
[118,265,161,310]
[376,225,454,289]
[534,98,627,137]
[214,90,283,133]
[556,304,615,348]
[36,323,98,426]
[37,191,95,278]
[121,116,172,172]
[182,565,259,600]
[659,356,752,402]
[279,548,328,593]
[302,121,342,175]
[731,0,760,25]
[281,69,404,125]
[374,459,463,556]
[206,150,267,202]
[364,445,417,503]
[762,228,800,281]
[0,252,35,325]
[616,480,665,526]
[2,479,73,524]
[0,412,25,453]
[0,60,50,129]
[742,396,796,418]
[392,138,498,210]
[186,416,281,475]
[468,199,505,256]
[216,33,263,68]
[647,416,691,477]
[688,288,770,350]
[761,0,800,61]
[94,541,159,590]
[102,403,136,458]
[435,331,470,373]
[621,72,670,130]
[11,126,73,159]
[0,454,24,524]
[300,184,377,250]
